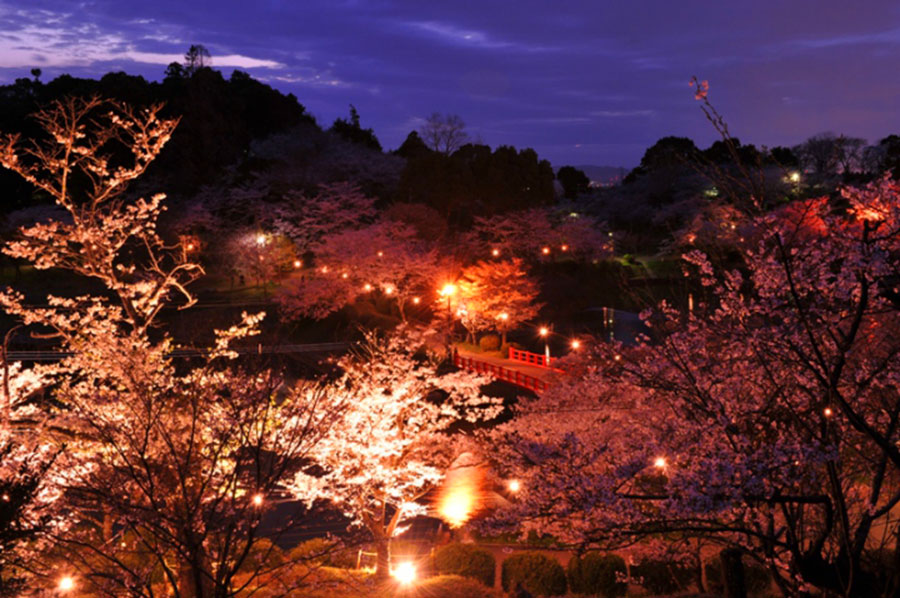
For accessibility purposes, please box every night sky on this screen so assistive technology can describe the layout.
[1,0,898,167]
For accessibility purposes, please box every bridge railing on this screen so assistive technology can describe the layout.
[508,347,566,373]
[454,353,548,392]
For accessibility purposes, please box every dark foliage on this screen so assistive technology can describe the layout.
[501,552,567,596]
[432,543,496,587]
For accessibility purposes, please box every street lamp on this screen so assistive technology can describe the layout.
[59,576,75,593]
[439,283,457,312]
[508,479,521,493]
[538,326,550,365]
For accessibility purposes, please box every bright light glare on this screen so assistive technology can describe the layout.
[508,479,521,493]
[789,171,801,183]
[293,259,301,268]
[393,562,417,585]
[498,312,509,321]
[440,283,457,297]
[252,493,264,506]
[571,339,581,349]
[653,457,667,469]
[491,248,500,257]
[59,576,75,592]
[541,246,551,255]
[255,234,266,246]
[538,326,549,337]
[412,297,420,304]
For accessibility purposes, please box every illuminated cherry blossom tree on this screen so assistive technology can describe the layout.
[276,219,443,322]
[0,97,340,598]
[290,328,499,580]
[468,208,611,264]
[492,178,900,598]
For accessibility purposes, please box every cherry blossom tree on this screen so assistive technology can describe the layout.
[0,97,341,598]
[468,208,611,264]
[457,258,541,345]
[290,328,499,580]
[491,177,900,598]
[276,219,443,322]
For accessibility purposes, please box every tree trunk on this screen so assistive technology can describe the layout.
[374,535,391,581]
[720,549,747,598]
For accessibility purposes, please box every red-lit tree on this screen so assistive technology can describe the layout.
[491,178,900,598]
[457,259,541,345]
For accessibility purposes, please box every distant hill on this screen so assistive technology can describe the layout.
[573,164,628,186]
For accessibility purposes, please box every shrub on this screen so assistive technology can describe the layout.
[632,558,693,595]
[705,557,771,597]
[501,552,567,596]
[567,552,627,597]
[433,543,496,587]
[479,334,501,352]
[410,575,502,598]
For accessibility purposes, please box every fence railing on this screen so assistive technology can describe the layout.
[454,353,548,392]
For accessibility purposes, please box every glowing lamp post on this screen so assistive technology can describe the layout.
[653,457,667,469]
[393,561,417,586]
[59,576,75,593]
[570,339,581,350]
[508,479,521,493]
[439,283,457,312]
[539,326,550,365]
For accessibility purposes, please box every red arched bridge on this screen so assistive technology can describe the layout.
[453,347,563,392]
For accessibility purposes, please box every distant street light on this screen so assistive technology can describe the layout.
[255,233,266,246]
[508,479,521,493]
[58,576,75,592]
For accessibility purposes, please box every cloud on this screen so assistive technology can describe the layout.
[396,19,555,53]
[0,7,282,70]
[590,109,656,118]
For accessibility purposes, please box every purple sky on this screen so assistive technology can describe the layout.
[1,1,898,167]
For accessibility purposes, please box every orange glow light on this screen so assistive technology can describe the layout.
[440,283,457,297]
[508,479,521,493]
[571,339,581,349]
[654,457,667,469]
[364,283,373,291]
[498,312,509,321]
[538,326,549,337]
[541,246,550,255]
[293,259,302,268]
[491,248,500,257]
[59,576,75,592]
[561,244,569,251]
[412,297,420,304]
[252,493,264,506]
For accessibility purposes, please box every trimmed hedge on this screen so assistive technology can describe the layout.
[632,558,693,595]
[567,552,627,598]
[432,543,496,588]
[479,334,501,352]
[501,552,567,597]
